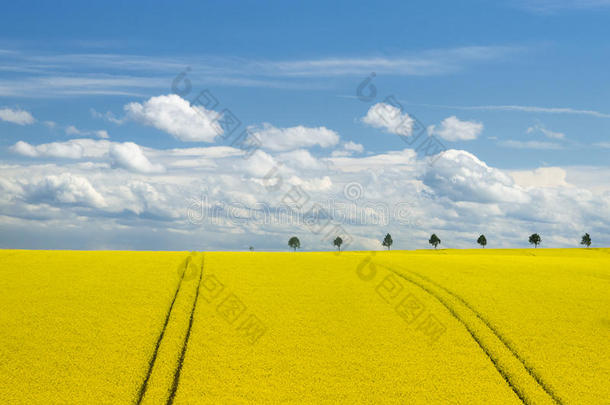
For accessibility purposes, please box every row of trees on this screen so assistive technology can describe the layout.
[286,233,593,251]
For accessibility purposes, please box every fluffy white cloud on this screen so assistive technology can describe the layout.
[237,149,278,177]
[509,167,570,188]
[11,139,111,159]
[249,123,339,151]
[23,173,107,208]
[10,141,39,157]
[11,139,163,173]
[278,149,325,170]
[331,141,364,157]
[0,108,35,125]
[343,141,364,153]
[423,149,530,204]
[427,116,483,141]
[125,94,222,142]
[287,175,333,192]
[331,141,365,157]
[361,102,413,136]
[3,137,610,250]
[109,142,165,173]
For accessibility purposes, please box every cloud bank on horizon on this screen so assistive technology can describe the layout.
[2,92,609,250]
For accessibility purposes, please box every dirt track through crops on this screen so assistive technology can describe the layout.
[407,268,563,405]
[135,256,190,405]
[376,261,560,405]
[135,253,204,405]
[166,254,205,405]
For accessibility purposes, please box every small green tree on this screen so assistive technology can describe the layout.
[249,246,254,251]
[477,235,487,248]
[580,233,591,248]
[529,233,541,248]
[333,236,343,251]
[382,233,393,250]
[288,236,300,251]
[429,234,441,249]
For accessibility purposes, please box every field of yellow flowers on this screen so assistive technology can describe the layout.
[1,249,608,404]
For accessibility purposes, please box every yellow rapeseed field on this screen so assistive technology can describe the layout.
[0,250,186,404]
[0,249,608,404]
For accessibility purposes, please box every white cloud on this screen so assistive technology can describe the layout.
[95,130,110,139]
[278,149,324,170]
[249,123,339,151]
[90,108,124,124]
[593,142,610,148]
[429,103,610,118]
[331,141,364,157]
[3,136,610,250]
[10,141,39,157]
[23,173,107,208]
[343,141,364,153]
[164,146,243,159]
[65,125,80,135]
[286,175,333,192]
[499,140,563,150]
[423,149,530,204]
[510,167,570,188]
[361,102,413,136]
[11,139,111,159]
[0,46,520,98]
[109,142,165,173]
[526,122,565,139]
[265,46,519,76]
[124,94,222,142]
[328,149,417,173]
[11,138,163,174]
[238,149,278,177]
[427,116,483,141]
[0,108,35,125]
[65,125,110,138]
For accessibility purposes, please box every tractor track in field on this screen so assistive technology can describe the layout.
[135,255,191,405]
[135,253,205,405]
[375,262,562,405]
[166,254,205,405]
[407,269,563,405]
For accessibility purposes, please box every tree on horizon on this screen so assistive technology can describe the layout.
[529,233,541,248]
[382,233,393,250]
[477,235,487,248]
[580,233,591,248]
[429,234,441,249]
[288,236,300,251]
[333,236,343,251]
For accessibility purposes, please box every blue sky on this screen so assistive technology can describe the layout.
[1,1,609,250]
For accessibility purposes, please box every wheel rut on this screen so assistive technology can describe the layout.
[166,254,205,404]
[135,252,205,405]
[408,268,563,404]
[375,261,561,405]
